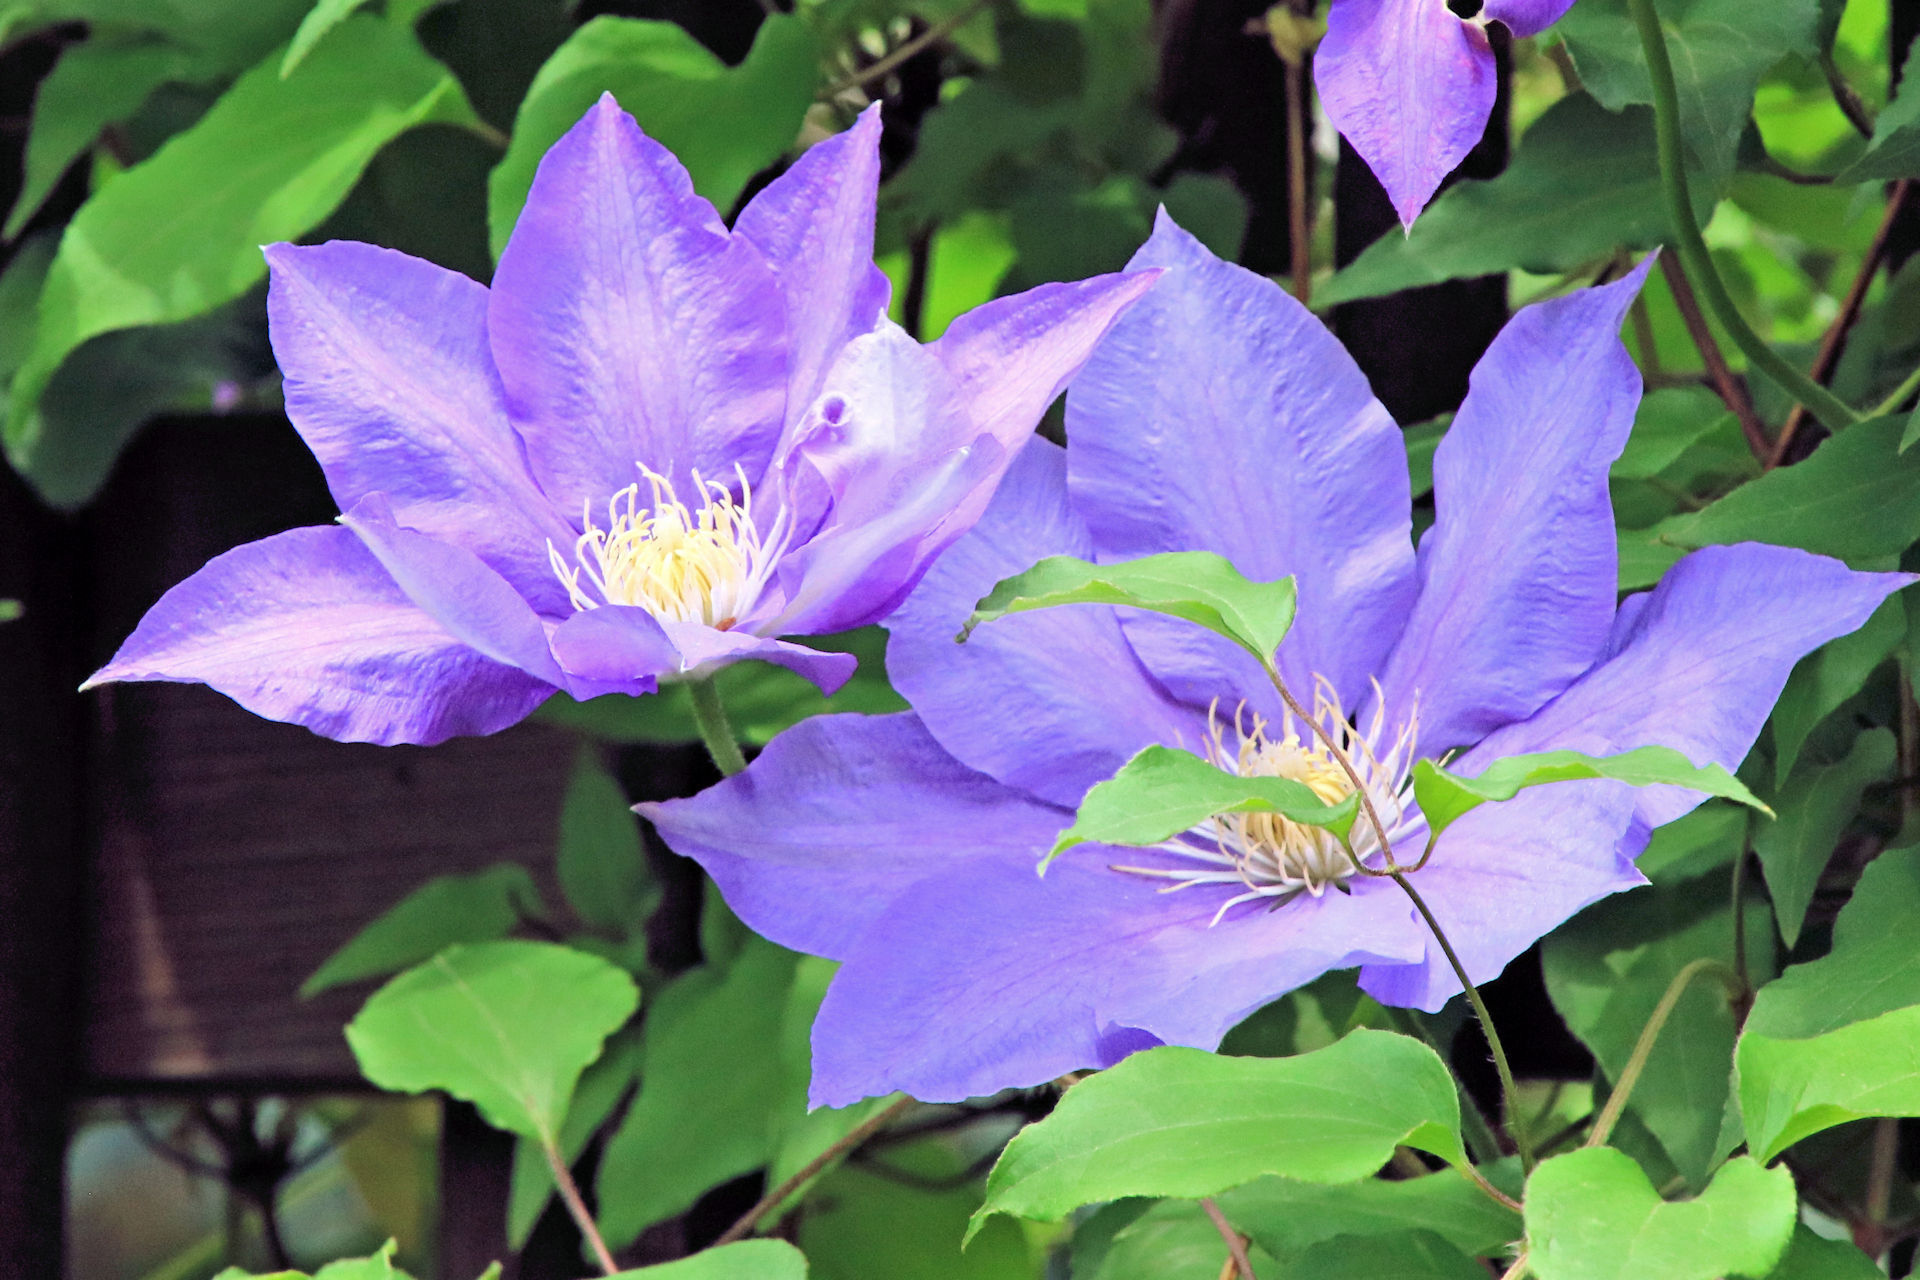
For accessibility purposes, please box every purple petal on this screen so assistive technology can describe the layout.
[929,268,1161,456]
[884,438,1201,809]
[548,606,676,696]
[1067,212,1415,714]
[810,853,1422,1106]
[1315,0,1497,227]
[1481,0,1577,37]
[82,527,554,745]
[339,495,564,685]
[660,621,858,695]
[642,712,1072,961]
[1359,781,1644,1012]
[1462,544,1914,831]
[1377,264,1651,756]
[735,104,891,428]
[488,95,787,516]
[264,241,575,614]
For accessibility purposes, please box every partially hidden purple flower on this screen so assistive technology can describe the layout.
[646,212,1911,1107]
[1316,0,1577,227]
[83,97,1156,745]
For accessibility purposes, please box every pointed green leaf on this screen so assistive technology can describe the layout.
[1770,599,1903,787]
[486,13,817,258]
[303,863,545,997]
[970,1031,1466,1239]
[1738,1001,1920,1162]
[1761,1227,1882,1280]
[1050,744,1359,863]
[1752,727,1894,948]
[1524,1149,1796,1280]
[611,1241,807,1279]
[1839,43,1920,182]
[346,940,639,1141]
[1747,846,1920,1041]
[557,749,656,936]
[1219,1168,1521,1260]
[962,552,1298,666]
[1413,747,1769,844]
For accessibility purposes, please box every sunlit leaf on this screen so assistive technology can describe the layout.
[611,1241,808,1279]
[1738,1001,1920,1161]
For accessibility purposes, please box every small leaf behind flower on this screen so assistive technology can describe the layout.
[1412,746,1770,843]
[961,552,1297,665]
[610,1240,809,1278]
[1049,744,1359,865]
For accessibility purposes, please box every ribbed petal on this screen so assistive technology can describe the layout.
[1067,212,1414,715]
[82,527,554,745]
[810,852,1422,1106]
[1481,0,1577,37]
[642,712,1072,962]
[1316,0,1497,226]
[1378,263,1651,756]
[1462,544,1914,830]
[488,95,787,517]
[884,438,1200,809]
[264,241,575,614]
[1358,781,1643,1012]
[340,494,564,685]
[735,103,891,432]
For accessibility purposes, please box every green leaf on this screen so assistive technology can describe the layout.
[961,552,1298,667]
[1660,416,1920,561]
[506,1022,644,1247]
[1839,43,1920,182]
[1770,598,1903,787]
[1218,1169,1522,1260]
[1761,1227,1882,1279]
[1614,388,1735,481]
[1276,1230,1489,1280]
[1074,1199,1281,1280]
[1050,744,1359,863]
[1746,845,1920,1041]
[1557,0,1822,181]
[210,1239,415,1279]
[1321,95,1700,305]
[1738,1001,1920,1161]
[1412,747,1769,844]
[1523,1149,1796,1280]
[345,940,639,1141]
[970,1031,1466,1239]
[1404,417,1448,501]
[302,863,545,997]
[611,1240,808,1279]
[557,749,656,936]
[3,37,182,240]
[4,16,480,472]
[281,0,374,77]
[486,14,817,258]
[1634,800,1747,884]
[1752,727,1893,948]
[597,937,803,1248]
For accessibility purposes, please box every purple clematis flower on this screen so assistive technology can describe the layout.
[646,212,1910,1107]
[1317,0,1577,226]
[83,97,1155,746]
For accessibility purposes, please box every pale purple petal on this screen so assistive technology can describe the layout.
[1463,544,1914,830]
[82,527,554,745]
[1359,781,1643,1012]
[735,104,891,430]
[1481,0,1577,37]
[884,438,1201,809]
[264,241,576,614]
[660,621,858,694]
[643,712,1071,961]
[1067,212,1415,714]
[1316,0,1497,227]
[339,494,564,685]
[488,95,787,516]
[929,269,1160,456]
[1378,263,1651,756]
[810,853,1422,1106]
[548,606,677,697]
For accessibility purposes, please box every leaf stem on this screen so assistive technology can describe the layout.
[1627,0,1863,432]
[1584,957,1741,1150]
[823,0,996,98]
[1872,359,1920,419]
[1201,1196,1259,1280]
[1393,873,1535,1174]
[1656,250,1769,461]
[543,1135,618,1275]
[713,1094,915,1245]
[687,677,748,777]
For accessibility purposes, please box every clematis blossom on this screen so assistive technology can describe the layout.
[1316,0,1577,226]
[84,97,1155,745]
[647,212,1911,1107]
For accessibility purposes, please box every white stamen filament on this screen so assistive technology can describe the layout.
[1115,677,1420,925]
[547,464,789,628]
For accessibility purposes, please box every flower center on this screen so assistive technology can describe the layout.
[1115,678,1419,923]
[548,466,788,628]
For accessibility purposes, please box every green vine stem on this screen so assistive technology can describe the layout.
[1585,957,1742,1150]
[1626,0,1863,432]
[688,676,748,777]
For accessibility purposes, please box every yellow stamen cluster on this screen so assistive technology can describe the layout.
[548,466,786,628]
